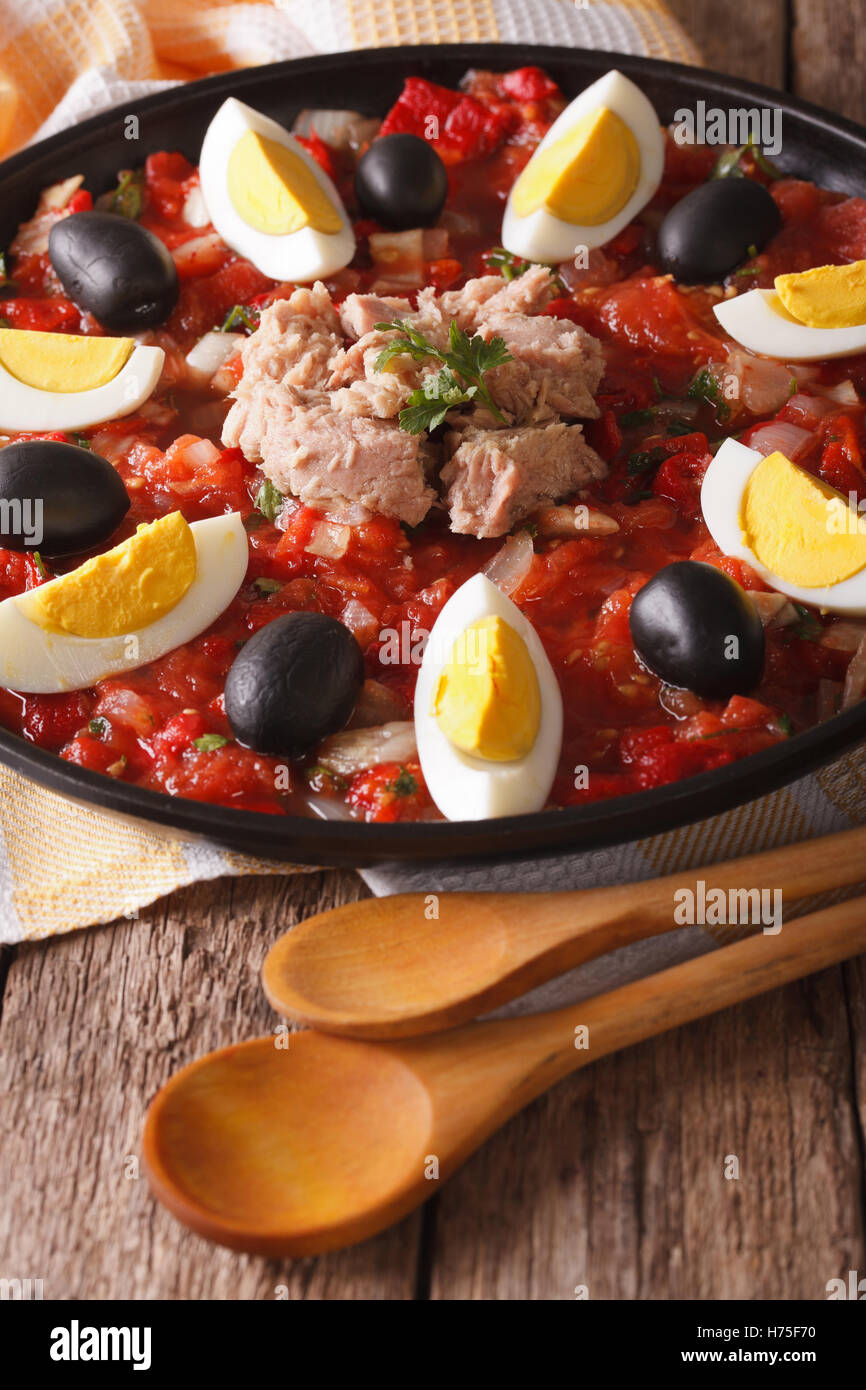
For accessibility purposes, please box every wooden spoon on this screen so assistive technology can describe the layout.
[262,823,866,1038]
[144,892,866,1257]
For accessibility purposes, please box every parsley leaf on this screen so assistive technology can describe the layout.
[193,734,230,752]
[253,478,284,521]
[388,766,418,797]
[33,551,45,579]
[620,408,655,429]
[790,602,823,642]
[375,319,513,434]
[109,169,144,219]
[711,135,782,183]
[254,577,282,594]
[485,246,531,281]
[220,304,260,334]
[627,445,666,477]
[688,367,731,422]
[777,713,794,737]
[89,717,109,739]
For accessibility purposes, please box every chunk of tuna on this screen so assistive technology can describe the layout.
[256,401,437,526]
[481,309,604,422]
[436,264,557,330]
[441,422,605,537]
[222,283,342,455]
[338,293,413,340]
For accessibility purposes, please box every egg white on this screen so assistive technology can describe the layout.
[714,289,866,362]
[0,512,248,693]
[501,70,665,264]
[0,344,164,433]
[414,574,563,820]
[199,98,355,282]
[702,437,866,613]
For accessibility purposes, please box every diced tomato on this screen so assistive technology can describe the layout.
[819,413,864,495]
[295,128,337,180]
[0,297,81,332]
[500,66,561,103]
[347,761,431,822]
[651,449,712,520]
[380,77,517,163]
[22,692,93,751]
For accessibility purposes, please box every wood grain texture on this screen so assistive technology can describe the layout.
[2,0,866,1301]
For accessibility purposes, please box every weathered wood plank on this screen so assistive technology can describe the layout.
[0,870,422,1300]
[791,0,866,120]
[428,966,865,1299]
[666,0,787,87]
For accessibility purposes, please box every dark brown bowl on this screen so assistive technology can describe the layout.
[1,43,864,865]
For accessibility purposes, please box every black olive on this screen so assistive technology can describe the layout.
[48,211,179,332]
[355,134,448,230]
[656,179,782,284]
[0,440,130,557]
[225,612,364,759]
[629,560,765,699]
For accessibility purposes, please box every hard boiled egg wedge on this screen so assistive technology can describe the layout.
[0,329,163,432]
[702,437,866,613]
[414,574,562,820]
[501,70,664,264]
[0,510,247,692]
[714,260,866,361]
[199,98,355,282]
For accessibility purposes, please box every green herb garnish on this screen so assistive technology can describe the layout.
[0,251,13,292]
[375,319,513,434]
[665,419,695,437]
[620,408,655,429]
[484,247,564,290]
[253,478,284,521]
[388,767,418,798]
[790,602,823,643]
[711,135,782,183]
[109,169,145,219]
[33,551,45,579]
[89,717,109,738]
[627,445,666,477]
[220,303,260,334]
[193,734,230,752]
[688,367,731,422]
[778,713,794,737]
[254,577,282,594]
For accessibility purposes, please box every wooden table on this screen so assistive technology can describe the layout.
[3,0,866,1302]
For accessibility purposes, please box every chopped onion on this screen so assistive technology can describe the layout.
[292,109,380,152]
[783,392,833,428]
[422,227,450,260]
[439,209,481,240]
[369,229,425,289]
[175,436,221,469]
[340,598,379,648]
[182,184,210,228]
[185,330,244,381]
[305,520,351,559]
[348,679,408,728]
[728,349,796,416]
[172,232,227,276]
[749,591,797,627]
[843,634,866,708]
[557,247,619,291]
[823,378,860,405]
[482,530,534,595]
[90,432,137,463]
[747,419,813,461]
[659,686,705,720]
[534,504,620,538]
[820,620,866,651]
[317,721,417,776]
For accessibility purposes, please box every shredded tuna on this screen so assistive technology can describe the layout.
[224,270,607,536]
[253,400,437,526]
[442,423,606,537]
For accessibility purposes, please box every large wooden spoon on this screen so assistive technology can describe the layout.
[263,823,866,1038]
[144,892,866,1257]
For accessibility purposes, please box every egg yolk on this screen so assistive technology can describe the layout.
[510,105,640,226]
[0,330,133,393]
[35,511,197,638]
[433,615,541,762]
[774,260,866,329]
[227,130,342,236]
[740,450,866,587]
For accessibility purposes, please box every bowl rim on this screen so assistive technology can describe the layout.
[2,41,865,866]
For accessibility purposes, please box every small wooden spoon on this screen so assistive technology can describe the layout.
[145,892,866,1257]
[263,824,866,1038]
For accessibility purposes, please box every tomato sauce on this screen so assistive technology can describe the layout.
[0,66,863,821]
